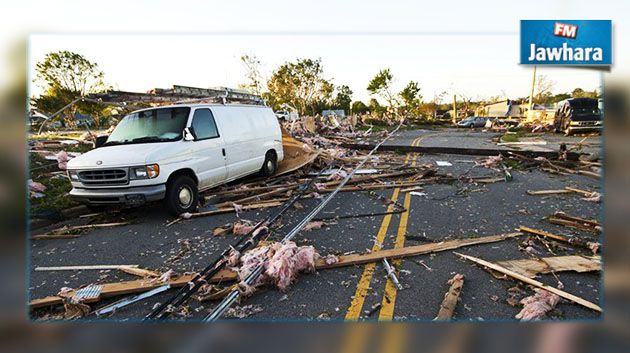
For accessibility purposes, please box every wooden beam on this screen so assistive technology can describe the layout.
[454,252,601,312]
[343,143,582,161]
[518,226,596,251]
[315,232,521,269]
[35,265,139,271]
[434,274,464,320]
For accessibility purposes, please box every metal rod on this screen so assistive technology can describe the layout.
[96,285,170,316]
[382,258,403,290]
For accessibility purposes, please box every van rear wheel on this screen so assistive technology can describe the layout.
[260,151,278,177]
[165,175,198,216]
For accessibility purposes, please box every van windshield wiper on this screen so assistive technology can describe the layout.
[130,136,170,143]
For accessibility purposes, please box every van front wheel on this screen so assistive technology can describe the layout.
[165,175,198,216]
[260,151,278,177]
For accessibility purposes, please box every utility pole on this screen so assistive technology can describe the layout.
[528,65,537,119]
[452,94,457,125]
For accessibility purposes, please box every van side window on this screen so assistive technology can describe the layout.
[191,108,219,140]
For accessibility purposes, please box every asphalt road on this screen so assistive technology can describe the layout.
[29,128,602,322]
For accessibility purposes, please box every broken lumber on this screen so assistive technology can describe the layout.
[315,232,522,269]
[32,222,131,239]
[434,274,464,320]
[35,265,139,271]
[29,269,234,309]
[343,143,582,161]
[454,252,602,312]
[119,266,160,278]
[518,226,598,252]
[526,189,572,196]
[496,255,601,278]
[30,233,521,309]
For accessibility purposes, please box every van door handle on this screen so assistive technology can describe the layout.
[221,148,226,157]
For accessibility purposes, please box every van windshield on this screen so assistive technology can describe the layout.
[105,107,190,146]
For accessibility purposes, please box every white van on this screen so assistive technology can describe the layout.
[66,104,284,215]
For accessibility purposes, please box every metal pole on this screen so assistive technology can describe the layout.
[528,65,537,119]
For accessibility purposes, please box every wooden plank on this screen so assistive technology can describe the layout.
[315,232,521,269]
[496,255,601,278]
[119,266,160,278]
[343,143,582,161]
[434,274,464,320]
[564,187,595,196]
[35,265,139,271]
[454,252,602,312]
[553,212,599,227]
[526,189,572,195]
[29,268,237,309]
[518,226,595,250]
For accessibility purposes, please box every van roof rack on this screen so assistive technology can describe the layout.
[87,85,265,106]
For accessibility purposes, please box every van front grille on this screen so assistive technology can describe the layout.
[78,169,128,185]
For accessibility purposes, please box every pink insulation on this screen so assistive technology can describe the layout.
[515,288,561,321]
[56,150,69,170]
[303,221,324,232]
[28,180,47,193]
[232,241,320,293]
[476,155,503,169]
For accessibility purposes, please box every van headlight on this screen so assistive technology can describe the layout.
[68,170,79,181]
[131,164,160,179]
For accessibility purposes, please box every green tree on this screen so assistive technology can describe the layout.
[368,98,384,114]
[351,101,369,114]
[32,50,110,127]
[571,88,598,98]
[367,68,397,108]
[332,85,353,112]
[267,58,333,115]
[398,81,423,118]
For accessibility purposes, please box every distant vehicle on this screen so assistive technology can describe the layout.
[553,98,602,135]
[457,116,487,128]
[275,110,299,121]
[67,104,284,215]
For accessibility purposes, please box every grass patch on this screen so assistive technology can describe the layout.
[29,153,76,216]
[500,132,521,143]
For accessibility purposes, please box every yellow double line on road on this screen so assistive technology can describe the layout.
[344,135,422,321]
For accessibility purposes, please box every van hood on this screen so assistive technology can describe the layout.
[67,142,177,169]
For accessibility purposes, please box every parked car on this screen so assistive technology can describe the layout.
[457,116,487,128]
[66,104,284,215]
[553,98,603,135]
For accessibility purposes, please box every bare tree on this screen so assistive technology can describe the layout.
[534,75,555,104]
[240,54,265,96]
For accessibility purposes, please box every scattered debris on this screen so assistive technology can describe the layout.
[454,252,601,312]
[224,304,263,318]
[518,226,600,254]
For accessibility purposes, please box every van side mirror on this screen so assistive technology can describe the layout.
[183,127,196,141]
[94,135,108,148]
